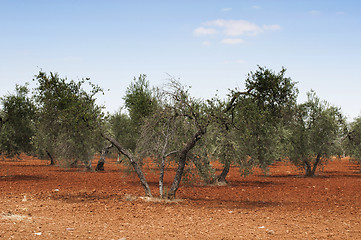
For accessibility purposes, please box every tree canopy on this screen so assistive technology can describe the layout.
[33,71,104,168]
[0,84,36,156]
[287,91,346,176]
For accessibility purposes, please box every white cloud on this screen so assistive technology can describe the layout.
[204,19,263,36]
[194,19,281,46]
[221,38,244,45]
[252,5,261,9]
[263,24,281,31]
[221,8,232,12]
[193,27,218,36]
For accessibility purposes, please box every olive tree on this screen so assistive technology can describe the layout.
[122,74,155,150]
[136,83,211,197]
[288,90,345,176]
[0,84,36,157]
[99,75,156,195]
[96,75,156,172]
[344,116,361,171]
[210,66,298,182]
[33,71,103,169]
[242,66,298,171]
[129,79,214,199]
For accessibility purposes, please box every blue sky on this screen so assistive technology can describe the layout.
[1,0,361,120]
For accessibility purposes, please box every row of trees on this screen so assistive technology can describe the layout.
[0,66,360,199]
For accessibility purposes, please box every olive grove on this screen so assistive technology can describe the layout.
[0,67,354,198]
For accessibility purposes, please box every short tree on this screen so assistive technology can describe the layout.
[33,71,103,169]
[242,66,298,172]
[99,75,155,171]
[211,66,298,182]
[344,116,361,171]
[288,90,345,176]
[0,84,36,157]
[99,74,156,195]
[122,74,155,151]
[109,110,137,151]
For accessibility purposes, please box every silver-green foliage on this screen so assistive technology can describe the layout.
[288,90,345,176]
[0,84,36,157]
[344,116,361,169]
[33,71,103,168]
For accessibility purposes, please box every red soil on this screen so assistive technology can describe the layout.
[0,155,360,239]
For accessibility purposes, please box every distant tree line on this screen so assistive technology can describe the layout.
[0,66,359,199]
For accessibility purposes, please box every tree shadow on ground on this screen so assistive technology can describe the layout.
[347,164,361,172]
[0,174,46,181]
[184,197,286,210]
[47,190,286,210]
[48,192,123,203]
[0,164,49,168]
[228,180,284,188]
[51,168,131,173]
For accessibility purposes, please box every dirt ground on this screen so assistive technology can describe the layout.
[0,155,360,240]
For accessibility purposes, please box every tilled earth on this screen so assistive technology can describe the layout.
[0,156,360,239]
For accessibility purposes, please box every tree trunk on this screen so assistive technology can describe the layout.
[216,160,230,184]
[159,155,166,198]
[311,154,321,176]
[304,154,321,177]
[159,133,170,198]
[46,150,55,165]
[167,129,205,199]
[102,133,152,197]
[191,156,212,184]
[117,153,123,164]
[85,159,93,171]
[95,144,113,171]
[304,160,312,177]
[160,150,177,198]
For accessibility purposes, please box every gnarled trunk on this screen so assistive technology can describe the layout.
[85,159,93,171]
[167,129,205,199]
[304,160,312,176]
[191,156,213,184]
[46,150,55,165]
[304,154,321,177]
[95,144,113,171]
[102,133,152,197]
[215,160,230,184]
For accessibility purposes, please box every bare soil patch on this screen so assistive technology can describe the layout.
[0,155,360,239]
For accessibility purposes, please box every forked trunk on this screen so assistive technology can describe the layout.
[304,154,321,177]
[311,154,321,176]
